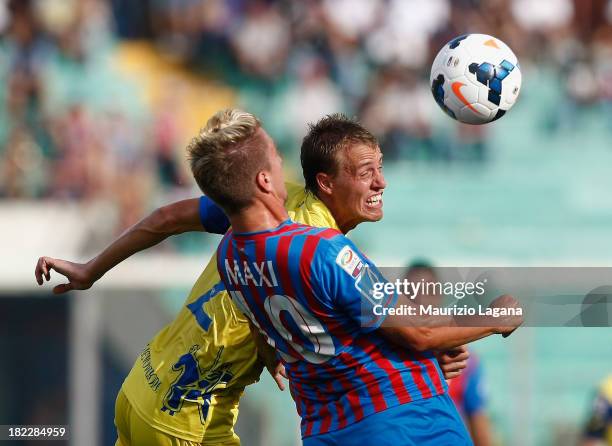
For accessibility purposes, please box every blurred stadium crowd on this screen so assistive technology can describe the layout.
[3,2,612,445]
[2,0,612,234]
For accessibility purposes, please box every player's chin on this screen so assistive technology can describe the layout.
[361,206,384,222]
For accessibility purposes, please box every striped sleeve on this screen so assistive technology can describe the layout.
[312,235,397,332]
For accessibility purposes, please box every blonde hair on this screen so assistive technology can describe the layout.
[188,109,269,214]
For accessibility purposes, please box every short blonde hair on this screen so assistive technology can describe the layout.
[188,109,269,214]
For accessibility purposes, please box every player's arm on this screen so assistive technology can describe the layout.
[247,321,287,391]
[380,318,509,352]
[378,293,521,352]
[35,197,230,293]
[316,237,520,353]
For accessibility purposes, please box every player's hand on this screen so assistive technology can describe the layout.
[35,256,95,294]
[267,360,288,392]
[436,345,469,380]
[489,294,523,336]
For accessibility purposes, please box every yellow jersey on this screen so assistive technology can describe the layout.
[121,183,339,443]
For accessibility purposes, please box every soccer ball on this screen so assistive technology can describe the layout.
[430,34,522,125]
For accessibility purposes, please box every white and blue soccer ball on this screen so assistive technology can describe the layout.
[430,34,522,125]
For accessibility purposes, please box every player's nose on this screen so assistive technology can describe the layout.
[372,169,387,190]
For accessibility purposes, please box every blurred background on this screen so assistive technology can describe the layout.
[1,0,612,444]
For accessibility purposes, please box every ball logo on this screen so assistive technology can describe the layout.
[451,81,482,115]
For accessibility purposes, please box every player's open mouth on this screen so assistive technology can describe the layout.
[366,193,383,208]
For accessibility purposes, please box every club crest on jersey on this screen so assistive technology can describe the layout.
[336,245,364,278]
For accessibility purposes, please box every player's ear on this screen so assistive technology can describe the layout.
[315,172,333,196]
[256,170,273,193]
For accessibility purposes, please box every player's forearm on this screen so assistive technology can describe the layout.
[248,322,276,366]
[424,310,521,349]
[86,200,203,281]
[380,293,522,351]
[381,325,497,352]
[425,325,499,351]
[85,222,169,281]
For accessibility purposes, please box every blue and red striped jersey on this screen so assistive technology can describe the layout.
[216,220,447,438]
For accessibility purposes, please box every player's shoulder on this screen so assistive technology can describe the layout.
[308,232,368,276]
[285,181,304,197]
[283,220,340,239]
[296,225,345,247]
[284,224,344,258]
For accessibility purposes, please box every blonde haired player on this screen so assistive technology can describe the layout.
[35,110,469,445]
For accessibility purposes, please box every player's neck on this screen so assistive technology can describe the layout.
[336,217,359,234]
[229,199,289,234]
[314,192,355,234]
